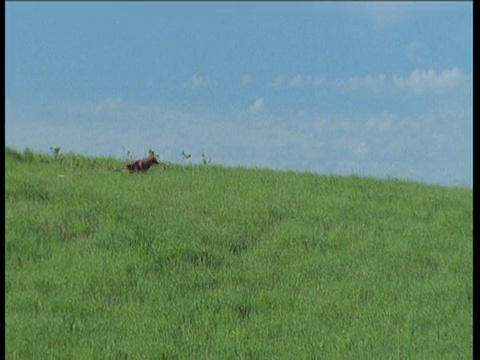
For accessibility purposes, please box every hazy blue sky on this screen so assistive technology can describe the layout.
[6,2,473,187]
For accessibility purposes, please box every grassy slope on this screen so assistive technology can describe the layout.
[5,148,472,358]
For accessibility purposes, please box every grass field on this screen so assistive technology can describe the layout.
[5,147,472,359]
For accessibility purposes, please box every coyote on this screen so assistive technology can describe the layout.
[122,155,159,173]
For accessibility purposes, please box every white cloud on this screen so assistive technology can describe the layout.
[392,68,465,95]
[271,74,324,89]
[95,96,123,113]
[241,74,253,86]
[185,74,212,88]
[329,68,466,96]
[335,74,386,94]
[290,75,305,88]
[290,74,324,88]
[367,112,396,133]
[356,142,368,156]
[250,98,265,114]
[362,2,412,28]
[6,95,472,187]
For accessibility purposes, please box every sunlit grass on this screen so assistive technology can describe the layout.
[5,147,472,358]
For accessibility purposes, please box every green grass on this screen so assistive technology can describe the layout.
[5,147,472,359]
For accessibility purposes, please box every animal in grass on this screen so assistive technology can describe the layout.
[123,155,159,173]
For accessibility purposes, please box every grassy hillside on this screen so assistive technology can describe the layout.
[5,147,472,359]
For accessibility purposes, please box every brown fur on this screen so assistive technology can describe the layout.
[123,155,159,173]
